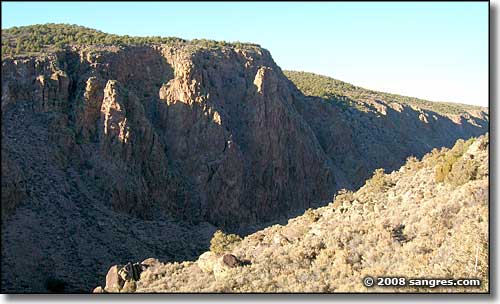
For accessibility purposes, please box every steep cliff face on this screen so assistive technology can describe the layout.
[1,42,488,292]
[1,45,335,228]
[295,95,488,189]
[156,47,335,226]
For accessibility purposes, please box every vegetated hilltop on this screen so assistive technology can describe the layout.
[284,71,487,117]
[1,23,260,57]
[101,134,488,293]
[1,24,489,292]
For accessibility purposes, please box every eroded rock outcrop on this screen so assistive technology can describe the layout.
[1,42,488,292]
[77,76,104,139]
[156,48,336,227]
[2,56,70,112]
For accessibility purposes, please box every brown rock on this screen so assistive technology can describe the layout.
[104,265,124,293]
[222,254,241,268]
[3,43,486,233]
[77,76,105,139]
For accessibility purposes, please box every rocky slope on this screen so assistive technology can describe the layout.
[104,134,488,293]
[285,71,488,190]
[1,25,489,292]
[285,70,487,116]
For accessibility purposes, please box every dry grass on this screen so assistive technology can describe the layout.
[125,135,489,293]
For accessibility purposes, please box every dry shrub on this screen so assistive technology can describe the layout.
[132,135,489,293]
[366,168,392,192]
[303,208,320,223]
[405,155,421,170]
[210,230,242,255]
[332,189,355,209]
[446,158,479,187]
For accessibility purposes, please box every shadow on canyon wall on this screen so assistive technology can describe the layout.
[1,45,489,292]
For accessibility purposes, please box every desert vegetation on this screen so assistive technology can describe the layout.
[284,70,486,116]
[209,230,243,255]
[102,134,489,293]
[1,23,260,57]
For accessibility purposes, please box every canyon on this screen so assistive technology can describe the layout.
[1,26,488,292]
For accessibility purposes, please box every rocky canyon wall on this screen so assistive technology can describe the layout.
[1,43,488,292]
[1,44,337,230]
[1,44,489,229]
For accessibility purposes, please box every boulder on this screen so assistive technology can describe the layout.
[93,286,104,293]
[104,262,144,293]
[121,280,137,293]
[213,254,243,281]
[222,254,241,268]
[197,251,218,274]
[118,262,143,281]
[104,265,124,293]
[213,259,230,281]
[141,257,160,268]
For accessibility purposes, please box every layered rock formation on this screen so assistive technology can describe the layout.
[1,40,488,292]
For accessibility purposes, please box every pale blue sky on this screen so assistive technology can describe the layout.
[2,2,489,106]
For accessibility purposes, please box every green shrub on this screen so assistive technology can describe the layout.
[435,138,475,184]
[422,148,443,165]
[447,158,478,187]
[435,157,455,183]
[209,230,242,254]
[2,23,261,57]
[404,155,421,170]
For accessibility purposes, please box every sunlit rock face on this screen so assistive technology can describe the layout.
[1,42,488,292]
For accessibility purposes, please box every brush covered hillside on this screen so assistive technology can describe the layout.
[284,71,486,116]
[98,134,488,293]
[1,24,489,292]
